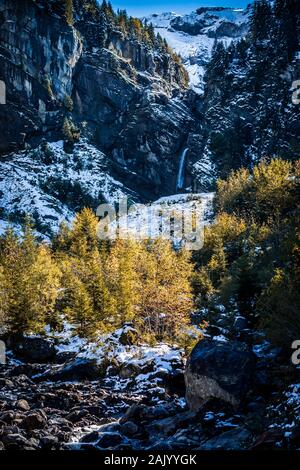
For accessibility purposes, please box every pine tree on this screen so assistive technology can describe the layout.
[250,0,273,44]
[108,239,140,325]
[0,265,8,330]
[69,208,99,257]
[63,265,95,337]
[136,239,194,340]
[0,223,61,334]
[64,0,74,26]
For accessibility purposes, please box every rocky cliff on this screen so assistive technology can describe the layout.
[0,0,208,220]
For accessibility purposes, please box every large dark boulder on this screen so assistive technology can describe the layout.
[11,336,56,363]
[33,358,107,382]
[199,427,253,450]
[185,339,255,410]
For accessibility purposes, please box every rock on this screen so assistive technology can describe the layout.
[120,404,147,423]
[118,325,139,346]
[40,435,59,449]
[199,427,252,450]
[80,431,100,443]
[55,351,77,364]
[185,339,255,410]
[66,409,89,423]
[1,433,29,448]
[9,364,47,378]
[146,411,196,437]
[120,421,139,437]
[163,369,185,394]
[233,316,248,332]
[97,432,123,448]
[16,399,30,412]
[34,358,107,382]
[119,363,142,379]
[11,336,56,363]
[21,412,47,430]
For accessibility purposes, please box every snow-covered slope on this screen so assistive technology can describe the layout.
[143,7,250,93]
[109,193,214,249]
[0,140,136,238]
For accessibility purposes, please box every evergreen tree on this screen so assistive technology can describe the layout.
[0,223,61,334]
[64,0,74,26]
[0,266,8,329]
[69,208,99,257]
[250,0,273,44]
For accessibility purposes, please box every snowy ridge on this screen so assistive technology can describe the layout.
[143,8,250,93]
[0,140,136,238]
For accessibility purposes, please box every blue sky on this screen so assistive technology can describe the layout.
[110,1,252,16]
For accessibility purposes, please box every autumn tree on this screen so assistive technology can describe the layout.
[0,221,61,334]
[64,0,74,26]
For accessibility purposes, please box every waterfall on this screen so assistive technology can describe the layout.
[176,147,188,191]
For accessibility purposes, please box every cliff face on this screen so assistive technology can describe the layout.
[0,0,207,204]
[0,0,82,153]
[195,1,300,180]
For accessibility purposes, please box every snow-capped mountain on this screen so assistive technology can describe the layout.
[143,7,250,93]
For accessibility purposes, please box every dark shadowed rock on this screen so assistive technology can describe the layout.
[120,421,139,437]
[55,351,77,364]
[97,432,123,448]
[80,431,100,444]
[11,336,56,363]
[199,427,252,450]
[33,358,107,382]
[185,339,255,410]
[21,412,47,430]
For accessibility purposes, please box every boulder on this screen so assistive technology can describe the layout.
[55,351,77,364]
[120,421,139,437]
[97,432,123,448]
[1,433,29,449]
[33,358,107,382]
[15,399,30,412]
[118,325,139,346]
[119,363,142,379]
[11,336,56,363]
[199,427,252,450]
[21,412,47,430]
[233,316,248,332]
[185,339,255,411]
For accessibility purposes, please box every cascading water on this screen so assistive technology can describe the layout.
[176,147,188,191]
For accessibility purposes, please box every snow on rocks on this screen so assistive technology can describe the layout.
[0,140,136,238]
[143,8,249,93]
[110,192,214,249]
[45,321,185,397]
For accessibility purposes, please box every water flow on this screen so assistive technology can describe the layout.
[176,147,188,191]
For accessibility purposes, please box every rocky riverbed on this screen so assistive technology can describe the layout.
[0,323,300,451]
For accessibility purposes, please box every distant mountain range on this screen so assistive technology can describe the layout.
[143,7,250,93]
